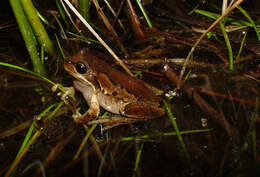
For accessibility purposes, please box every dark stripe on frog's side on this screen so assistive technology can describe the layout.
[96,72,137,101]
[85,53,162,102]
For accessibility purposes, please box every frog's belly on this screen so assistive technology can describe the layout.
[97,92,123,114]
[74,80,124,115]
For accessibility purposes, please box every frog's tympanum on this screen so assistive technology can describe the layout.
[64,49,164,123]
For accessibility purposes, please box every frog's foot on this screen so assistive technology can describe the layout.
[52,84,75,104]
[72,108,89,123]
[72,108,83,119]
[73,108,99,123]
[73,95,100,123]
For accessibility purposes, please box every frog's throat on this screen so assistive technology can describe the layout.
[71,72,96,93]
[78,75,96,92]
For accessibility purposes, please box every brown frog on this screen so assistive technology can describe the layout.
[64,49,164,123]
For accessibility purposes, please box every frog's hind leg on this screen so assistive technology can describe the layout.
[120,102,165,119]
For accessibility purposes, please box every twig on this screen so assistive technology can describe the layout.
[59,0,82,34]
[104,0,126,32]
[125,0,144,39]
[62,0,133,76]
[91,0,128,56]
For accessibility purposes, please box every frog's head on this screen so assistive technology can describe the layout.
[64,49,96,90]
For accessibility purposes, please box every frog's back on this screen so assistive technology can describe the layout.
[82,50,161,102]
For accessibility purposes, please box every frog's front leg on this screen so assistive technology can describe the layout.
[73,81,100,123]
[73,94,100,123]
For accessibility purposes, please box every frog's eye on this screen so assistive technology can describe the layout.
[75,62,88,74]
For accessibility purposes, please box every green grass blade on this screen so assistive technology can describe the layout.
[0,62,68,94]
[132,143,144,177]
[0,62,54,85]
[193,9,219,19]
[9,0,46,75]
[15,103,59,159]
[56,0,70,28]
[21,0,55,56]
[236,6,260,41]
[67,31,101,45]
[54,14,67,39]
[55,34,66,60]
[46,102,65,120]
[15,124,35,161]
[164,101,191,166]
[4,131,41,177]
[194,9,259,28]
[219,21,233,70]
[117,129,212,142]
[236,31,247,60]
[36,10,55,29]
[136,0,152,28]
[5,101,64,176]
[7,123,37,176]
[73,124,98,160]
[79,0,90,22]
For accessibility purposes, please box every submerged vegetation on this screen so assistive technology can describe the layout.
[0,0,259,176]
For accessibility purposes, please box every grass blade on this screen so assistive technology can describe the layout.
[4,131,41,177]
[0,62,54,85]
[0,62,68,94]
[136,0,152,28]
[15,103,59,159]
[236,31,247,60]
[55,34,66,60]
[132,143,144,177]
[79,0,90,22]
[237,6,260,41]
[164,101,191,166]
[73,124,98,159]
[4,102,64,177]
[56,0,70,28]
[117,129,212,142]
[9,0,46,75]
[194,9,257,27]
[21,0,55,56]
[219,21,233,70]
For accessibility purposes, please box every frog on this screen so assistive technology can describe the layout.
[64,48,164,123]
